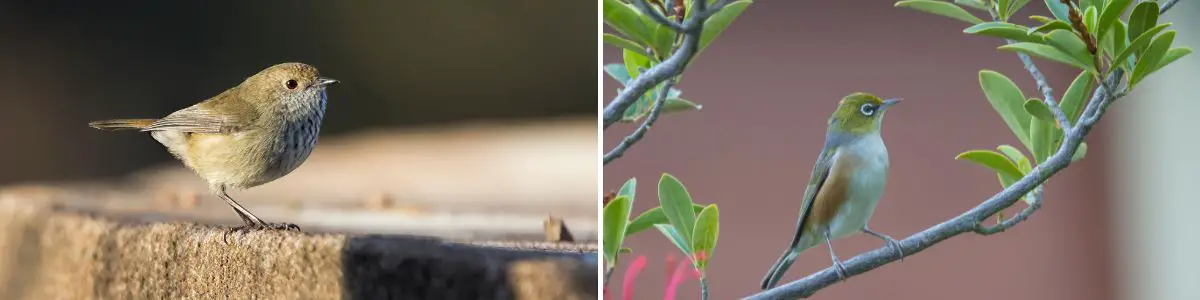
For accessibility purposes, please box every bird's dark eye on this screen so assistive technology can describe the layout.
[285,79,298,89]
[859,103,876,116]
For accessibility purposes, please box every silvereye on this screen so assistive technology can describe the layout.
[760,92,905,290]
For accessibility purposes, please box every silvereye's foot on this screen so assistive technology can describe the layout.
[830,256,849,281]
[822,229,849,282]
[863,227,905,261]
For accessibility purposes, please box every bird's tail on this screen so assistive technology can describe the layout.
[88,119,157,131]
[761,250,798,290]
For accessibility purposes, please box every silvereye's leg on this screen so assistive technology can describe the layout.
[822,228,848,281]
[863,226,905,261]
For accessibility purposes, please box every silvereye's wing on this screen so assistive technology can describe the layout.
[761,137,841,290]
[143,92,259,134]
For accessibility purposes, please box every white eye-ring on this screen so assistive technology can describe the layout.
[859,103,876,116]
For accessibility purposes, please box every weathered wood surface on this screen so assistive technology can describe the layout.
[0,119,598,299]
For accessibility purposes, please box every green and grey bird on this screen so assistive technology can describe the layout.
[760,92,905,290]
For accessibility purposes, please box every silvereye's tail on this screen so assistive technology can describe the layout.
[88,119,157,131]
[762,249,799,290]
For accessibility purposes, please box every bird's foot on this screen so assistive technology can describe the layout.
[222,222,301,243]
[882,236,905,261]
[863,227,905,261]
[831,257,849,282]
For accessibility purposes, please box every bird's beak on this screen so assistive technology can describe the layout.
[315,77,339,87]
[882,98,903,108]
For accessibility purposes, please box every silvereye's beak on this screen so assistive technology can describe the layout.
[315,77,339,87]
[881,98,902,109]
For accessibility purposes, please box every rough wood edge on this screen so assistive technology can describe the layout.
[0,192,599,300]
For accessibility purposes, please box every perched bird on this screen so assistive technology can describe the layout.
[760,92,905,290]
[88,62,337,235]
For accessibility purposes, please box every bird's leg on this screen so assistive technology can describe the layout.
[823,229,848,281]
[863,226,905,261]
[215,186,300,243]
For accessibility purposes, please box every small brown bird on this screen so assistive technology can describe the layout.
[89,62,337,234]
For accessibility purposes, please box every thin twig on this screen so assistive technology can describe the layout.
[1161,0,1180,13]
[604,81,676,164]
[1014,51,1072,128]
[745,2,1180,298]
[975,187,1043,235]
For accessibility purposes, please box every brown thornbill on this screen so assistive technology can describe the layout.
[89,62,337,236]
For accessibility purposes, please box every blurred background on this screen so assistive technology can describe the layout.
[0,1,597,240]
[604,1,1199,300]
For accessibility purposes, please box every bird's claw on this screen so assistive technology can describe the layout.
[222,222,301,244]
[831,258,848,281]
[883,237,905,261]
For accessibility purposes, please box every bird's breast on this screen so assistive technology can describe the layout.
[828,135,890,238]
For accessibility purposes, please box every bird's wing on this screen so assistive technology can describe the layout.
[785,140,841,251]
[143,95,258,134]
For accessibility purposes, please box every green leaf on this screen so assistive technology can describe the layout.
[1130,30,1175,88]
[658,173,697,248]
[1149,47,1193,75]
[618,177,637,202]
[1127,1,1160,42]
[1044,0,1071,21]
[699,0,752,57]
[1060,70,1095,124]
[1027,20,1072,34]
[602,196,633,267]
[621,82,668,122]
[1043,29,1095,70]
[604,63,632,85]
[1096,0,1130,38]
[964,22,1045,43]
[1111,23,1171,75]
[1029,113,1058,164]
[620,247,633,254]
[626,204,706,236]
[997,0,1012,20]
[999,42,1090,70]
[956,149,1025,180]
[662,98,704,114]
[1023,99,1055,121]
[1008,0,1032,16]
[955,0,990,11]
[623,48,651,81]
[1083,6,1098,35]
[996,145,1032,173]
[603,0,654,46]
[646,21,676,59]
[979,70,1034,150]
[1071,142,1088,162]
[895,0,984,24]
[1029,15,1056,24]
[655,224,693,254]
[1102,21,1127,63]
[691,204,720,271]
[604,33,649,58]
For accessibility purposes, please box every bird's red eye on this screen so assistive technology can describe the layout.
[285,79,298,89]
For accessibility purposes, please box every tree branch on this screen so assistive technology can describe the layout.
[603,0,731,165]
[745,2,1180,298]
[632,0,685,32]
[602,5,705,131]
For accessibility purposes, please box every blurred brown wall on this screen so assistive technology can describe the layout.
[604,2,1114,299]
[0,1,593,185]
